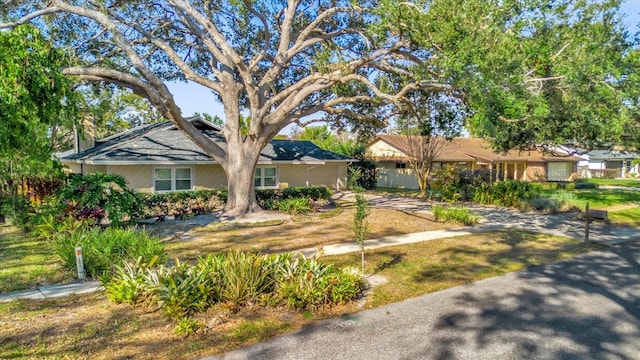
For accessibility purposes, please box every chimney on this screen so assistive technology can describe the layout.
[75,117,96,153]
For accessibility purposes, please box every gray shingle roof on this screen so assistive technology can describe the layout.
[59,119,353,164]
[587,150,640,160]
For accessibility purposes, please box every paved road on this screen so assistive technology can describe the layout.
[205,241,640,360]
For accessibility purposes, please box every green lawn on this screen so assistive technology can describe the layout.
[540,188,640,210]
[0,225,72,293]
[326,229,602,308]
[584,178,640,188]
[609,207,640,227]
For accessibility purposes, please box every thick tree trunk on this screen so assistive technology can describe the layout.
[222,144,263,217]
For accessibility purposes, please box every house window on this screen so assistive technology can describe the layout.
[154,167,192,192]
[254,167,278,188]
[396,162,406,169]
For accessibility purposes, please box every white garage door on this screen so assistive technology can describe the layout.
[547,162,573,181]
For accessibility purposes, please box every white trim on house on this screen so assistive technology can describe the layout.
[152,165,195,193]
[254,165,279,189]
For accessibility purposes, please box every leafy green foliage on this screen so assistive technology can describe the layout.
[256,186,331,213]
[472,180,540,207]
[54,227,167,279]
[0,25,79,168]
[138,190,227,219]
[58,173,141,226]
[105,256,158,305]
[275,254,363,310]
[147,259,216,318]
[79,85,164,141]
[215,251,276,308]
[257,186,331,203]
[432,206,479,226]
[270,198,313,215]
[411,0,638,150]
[173,317,204,337]
[104,251,364,325]
[429,166,540,207]
[31,211,90,242]
[353,191,370,274]
[138,187,330,218]
[430,165,464,202]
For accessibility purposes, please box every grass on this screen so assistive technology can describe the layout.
[160,207,450,262]
[0,225,73,293]
[0,227,605,359]
[540,188,640,210]
[584,178,640,188]
[608,207,640,227]
[0,293,308,359]
[326,229,604,308]
[432,206,479,226]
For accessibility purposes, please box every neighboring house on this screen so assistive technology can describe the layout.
[57,117,353,192]
[573,150,640,178]
[368,135,579,189]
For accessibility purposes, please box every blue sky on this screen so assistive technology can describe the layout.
[168,2,640,122]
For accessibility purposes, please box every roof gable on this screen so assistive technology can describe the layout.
[368,135,580,163]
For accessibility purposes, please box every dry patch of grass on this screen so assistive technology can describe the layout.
[0,292,353,360]
[161,208,449,262]
[0,225,73,293]
[326,229,604,308]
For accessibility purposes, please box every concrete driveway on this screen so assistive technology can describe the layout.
[332,191,640,244]
[205,241,640,360]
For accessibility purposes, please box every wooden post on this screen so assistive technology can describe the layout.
[585,201,590,243]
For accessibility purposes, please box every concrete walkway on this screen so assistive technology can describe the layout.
[0,281,101,302]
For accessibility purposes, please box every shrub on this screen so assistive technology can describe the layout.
[275,198,313,214]
[526,198,560,214]
[174,317,204,336]
[432,206,479,226]
[472,180,539,207]
[430,165,462,202]
[257,186,330,207]
[54,227,167,279]
[574,182,598,189]
[215,251,277,307]
[146,259,216,318]
[1,194,32,230]
[57,173,141,226]
[137,189,227,219]
[256,186,331,213]
[274,255,364,310]
[102,251,364,323]
[105,256,159,304]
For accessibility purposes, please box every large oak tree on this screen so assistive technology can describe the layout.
[1,0,637,216]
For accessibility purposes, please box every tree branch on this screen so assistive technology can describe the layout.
[0,7,61,29]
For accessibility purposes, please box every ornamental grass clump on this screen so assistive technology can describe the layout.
[104,251,365,329]
[54,227,167,279]
[432,206,479,226]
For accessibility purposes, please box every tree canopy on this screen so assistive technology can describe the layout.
[0,25,78,177]
[1,1,637,215]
